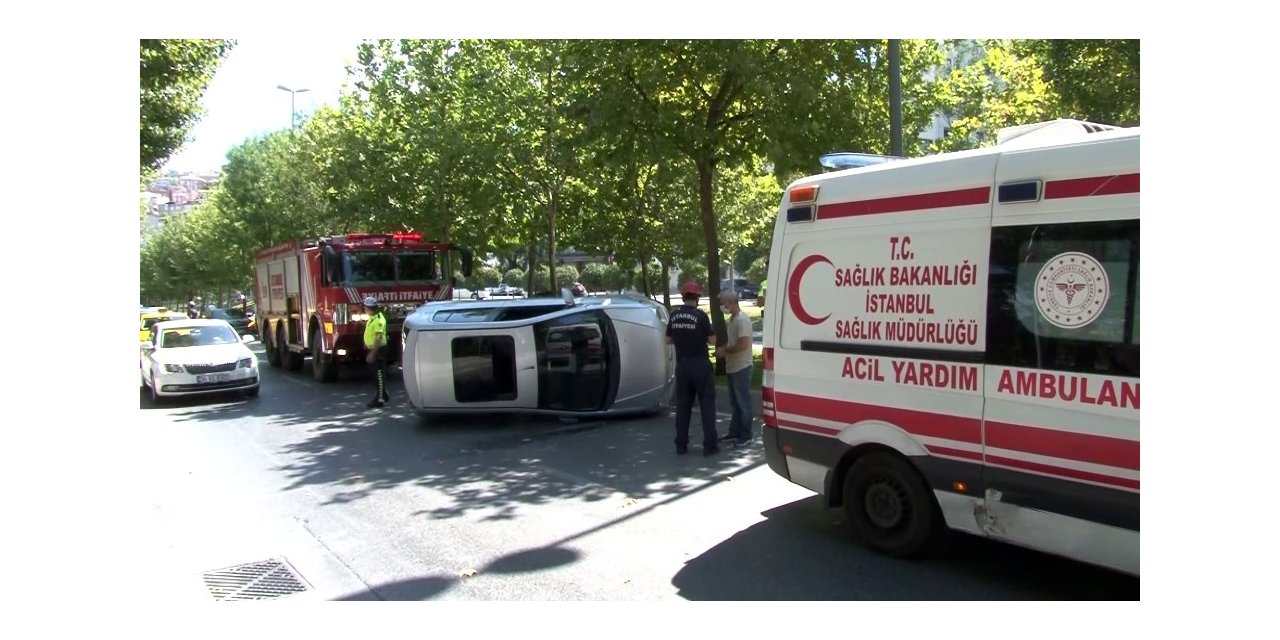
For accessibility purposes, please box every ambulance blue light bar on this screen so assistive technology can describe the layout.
[819,152,900,172]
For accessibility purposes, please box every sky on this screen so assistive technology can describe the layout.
[161,37,366,174]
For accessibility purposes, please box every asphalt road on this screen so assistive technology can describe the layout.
[127,342,1139,601]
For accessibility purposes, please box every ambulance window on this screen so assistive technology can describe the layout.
[986,219,1139,377]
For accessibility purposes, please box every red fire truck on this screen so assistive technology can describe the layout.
[252,232,473,381]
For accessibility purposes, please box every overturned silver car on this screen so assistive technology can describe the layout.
[400,293,675,417]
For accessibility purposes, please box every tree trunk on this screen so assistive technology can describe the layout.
[697,158,726,375]
[548,189,558,294]
[661,258,671,307]
[640,260,651,299]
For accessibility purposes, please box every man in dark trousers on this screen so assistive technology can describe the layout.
[363,295,390,409]
[666,281,719,456]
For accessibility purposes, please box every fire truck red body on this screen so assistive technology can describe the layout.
[252,232,473,382]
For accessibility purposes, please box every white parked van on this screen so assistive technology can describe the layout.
[760,119,1139,575]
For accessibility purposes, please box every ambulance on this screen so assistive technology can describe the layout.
[760,119,1139,575]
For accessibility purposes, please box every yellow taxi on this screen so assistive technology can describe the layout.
[140,308,189,342]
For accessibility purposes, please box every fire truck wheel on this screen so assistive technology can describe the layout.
[311,327,338,382]
[264,326,281,367]
[281,328,304,371]
[842,451,945,558]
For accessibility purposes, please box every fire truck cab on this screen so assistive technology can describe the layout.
[761,120,1139,575]
[253,232,473,382]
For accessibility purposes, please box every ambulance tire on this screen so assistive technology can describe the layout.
[843,451,945,558]
[311,327,338,382]
[264,324,281,367]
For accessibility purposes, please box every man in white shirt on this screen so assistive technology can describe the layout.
[716,290,755,446]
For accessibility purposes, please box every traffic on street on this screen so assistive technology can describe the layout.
[130,340,1137,601]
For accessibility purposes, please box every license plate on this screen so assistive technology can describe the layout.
[196,373,232,384]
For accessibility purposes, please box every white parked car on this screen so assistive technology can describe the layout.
[140,319,260,403]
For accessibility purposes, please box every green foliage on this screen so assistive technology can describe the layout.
[555,264,579,285]
[746,256,768,285]
[503,268,525,285]
[1014,39,1139,126]
[600,263,629,293]
[580,263,609,292]
[140,39,235,172]
[632,262,665,294]
[932,39,1139,152]
[530,265,552,291]
[475,265,503,287]
[676,259,708,288]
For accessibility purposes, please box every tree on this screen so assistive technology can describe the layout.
[1014,39,1139,126]
[140,39,235,173]
[580,263,609,292]
[578,39,943,367]
[932,39,1140,152]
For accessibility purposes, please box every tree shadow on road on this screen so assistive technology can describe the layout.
[154,357,762,524]
[671,496,1139,600]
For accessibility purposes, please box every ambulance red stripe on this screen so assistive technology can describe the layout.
[816,186,991,219]
[775,391,982,444]
[776,391,1136,474]
[1044,173,1140,199]
[986,420,1139,471]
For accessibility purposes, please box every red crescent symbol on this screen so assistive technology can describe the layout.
[789,254,832,325]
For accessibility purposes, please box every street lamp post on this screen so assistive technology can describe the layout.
[277,84,310,130]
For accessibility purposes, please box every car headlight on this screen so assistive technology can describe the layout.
[163,364,184,373]
[238,358,254,368]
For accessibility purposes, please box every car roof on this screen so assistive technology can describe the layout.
[142,311,187,319]
[153,318,235,330]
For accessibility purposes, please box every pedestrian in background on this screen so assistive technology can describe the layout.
[716,290,754,446]
[363,295,390,408]
[666,281,719,456]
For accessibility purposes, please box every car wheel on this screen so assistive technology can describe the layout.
[149,369,165,405]
[842,451,946,558]
[243,385,260,398]
[311,327,338,382]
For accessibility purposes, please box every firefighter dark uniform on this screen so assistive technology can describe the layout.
[363,296,390,408]
[666,282,718,456]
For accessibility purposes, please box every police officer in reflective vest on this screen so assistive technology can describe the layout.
[363,295,390,408]
[666,281,719,456]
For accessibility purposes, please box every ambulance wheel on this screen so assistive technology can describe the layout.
[842,451,945,558]
[264,326,281,367]
[311,327,338,382]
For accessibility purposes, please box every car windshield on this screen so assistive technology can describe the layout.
[208,309,231,320]
[142,315,186,330]
[160,325,240,348]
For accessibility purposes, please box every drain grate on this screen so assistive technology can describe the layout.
[202,558,310,601]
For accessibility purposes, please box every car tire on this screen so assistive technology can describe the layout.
[149,369,165,405]
[842,451,946,558]
[311,327,338,382]
[243,385,260,398]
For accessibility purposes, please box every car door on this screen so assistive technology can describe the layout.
[410,324,540,409]
[142,326,160,383]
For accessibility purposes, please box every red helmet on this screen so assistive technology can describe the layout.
[680,281,702,296]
